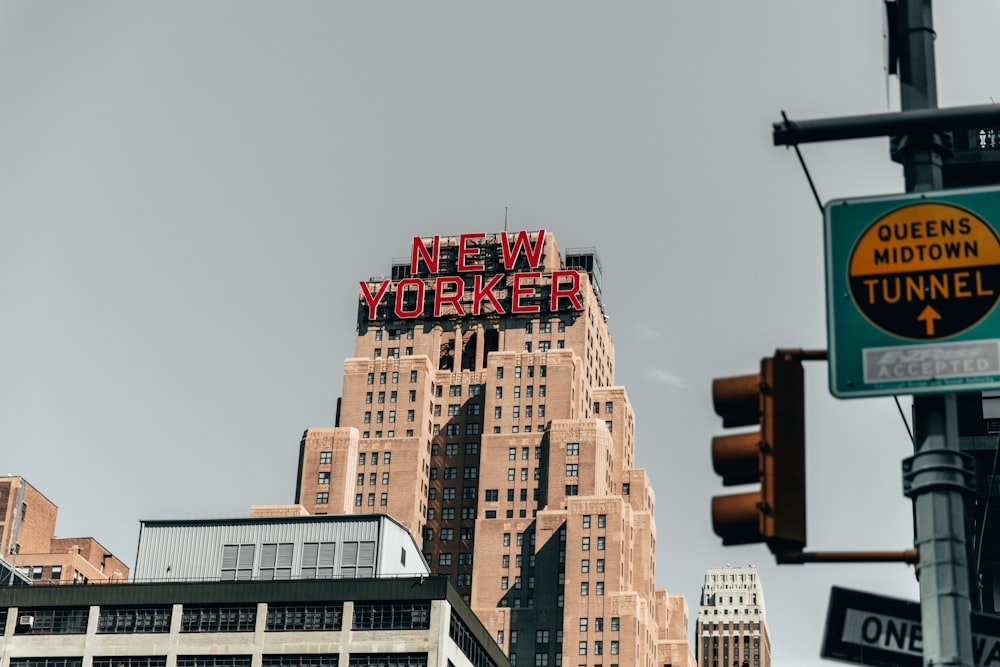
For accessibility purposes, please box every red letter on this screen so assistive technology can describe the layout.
[471,274,505,315]
[394,278,425,318]
[511,272,541,313]
[502,229,547,269]
[360,280,391,320]
[434,276,466,316]
[458,233,485,271]
[411,236,440,274]
[551,270,583,311]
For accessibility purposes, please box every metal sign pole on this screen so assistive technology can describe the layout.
[907,394,975,666]
[896,2,975,664]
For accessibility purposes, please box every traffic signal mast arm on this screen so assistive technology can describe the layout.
[773,103,1000,147]
[711,348,918,565]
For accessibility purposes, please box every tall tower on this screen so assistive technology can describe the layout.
[296,230,694,667]
[695,566,771,667]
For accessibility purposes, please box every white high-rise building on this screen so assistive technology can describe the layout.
[695,566,770,667]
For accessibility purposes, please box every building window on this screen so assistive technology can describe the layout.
[464,442,479,454]
[467,404,481,416]
[579,641,587,655]
[264,603,344,632]
[596,582,605,595]
[181,606,256,633]
[597,559,605,572]
[351,603,430,630]
[497,367,504,379]
[567,443,579,456]
[449,385,462,396]
[97,607,172,634]
[565,485,578,496]
[611,617,620,631]
[380,493,388,505]
[448,404,461,416]
[581,559,590,573]
[355,494,362,506]
[464,466,477,479]
[318,472,330,485]
[583,515,591,528]
[622,483,630,495]
[566,464,579,477]
[582,537,590,551]
[486,489,499,501]
[367,494,375,506]
[220,544,255,581]
[597,537,606,550]
[410,370,418,382]
[598,514,606,528]
[315,492,329,504]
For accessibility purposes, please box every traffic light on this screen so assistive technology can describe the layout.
[711,350,806,556]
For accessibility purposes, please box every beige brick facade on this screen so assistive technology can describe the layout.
[296,231,694,667]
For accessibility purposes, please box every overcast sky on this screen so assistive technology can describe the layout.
[3,2,999,664]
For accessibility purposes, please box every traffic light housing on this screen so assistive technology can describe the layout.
[711,350,806,556]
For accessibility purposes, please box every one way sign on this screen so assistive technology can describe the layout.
[823,587,1000,666]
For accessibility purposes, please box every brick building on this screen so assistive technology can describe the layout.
[294,230,694,667]
[0,477,128,585]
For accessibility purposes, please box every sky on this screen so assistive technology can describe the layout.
[2,2,999,664]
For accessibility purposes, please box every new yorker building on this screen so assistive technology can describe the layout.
[695,566,770,667]
[295,230,695,667]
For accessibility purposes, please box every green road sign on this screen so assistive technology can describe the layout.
[825,186,1000,398]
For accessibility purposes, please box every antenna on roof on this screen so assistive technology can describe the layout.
[504,205,509,233]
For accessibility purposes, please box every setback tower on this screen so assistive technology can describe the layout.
[296,230,694,667]
[696,566,771,667]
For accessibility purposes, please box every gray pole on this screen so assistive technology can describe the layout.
[896,2,975,665]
